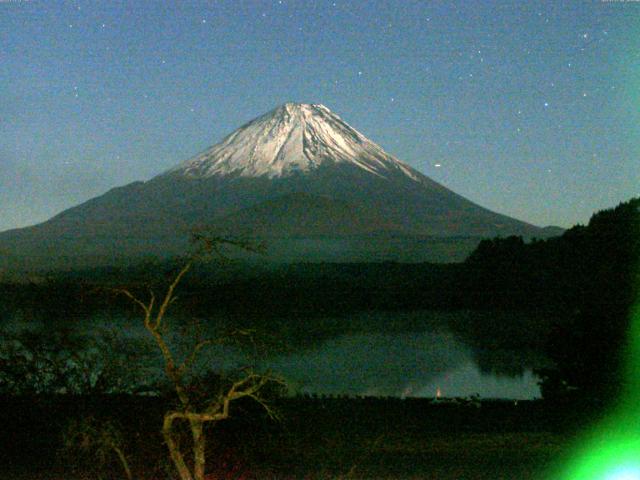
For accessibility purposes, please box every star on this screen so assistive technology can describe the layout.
[544,102,549,107]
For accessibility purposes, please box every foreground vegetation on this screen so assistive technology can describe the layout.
[2,394,576,479]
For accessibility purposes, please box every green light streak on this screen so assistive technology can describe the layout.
[547,301,640,480]
[550,249,640,479]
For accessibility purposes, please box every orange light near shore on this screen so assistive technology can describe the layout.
[436,387,441,399]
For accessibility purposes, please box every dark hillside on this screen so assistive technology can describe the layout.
[459,198,640,403]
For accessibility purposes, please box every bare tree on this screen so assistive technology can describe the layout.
[116,236,281,480]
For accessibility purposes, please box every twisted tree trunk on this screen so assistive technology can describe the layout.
[163,413,194,480]
[191,420,206,480]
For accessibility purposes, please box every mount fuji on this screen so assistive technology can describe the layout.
[0,103,561,269]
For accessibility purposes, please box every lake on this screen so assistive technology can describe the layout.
[2,309,546,399]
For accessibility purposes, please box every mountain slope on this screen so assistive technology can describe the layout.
[0,103,560,269]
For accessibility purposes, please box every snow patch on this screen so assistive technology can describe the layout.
[165,103,421,182]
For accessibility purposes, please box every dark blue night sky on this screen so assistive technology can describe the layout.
[2,0,638,231]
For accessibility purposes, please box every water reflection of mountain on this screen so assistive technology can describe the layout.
[265,328,543,399]
[258,310,547,399]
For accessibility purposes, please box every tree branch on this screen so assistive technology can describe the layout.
[177,339,213,378]
[155,260,192,330]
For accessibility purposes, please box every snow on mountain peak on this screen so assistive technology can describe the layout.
[166,103,420,181]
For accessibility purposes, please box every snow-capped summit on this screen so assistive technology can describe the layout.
[166,102,419,181]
